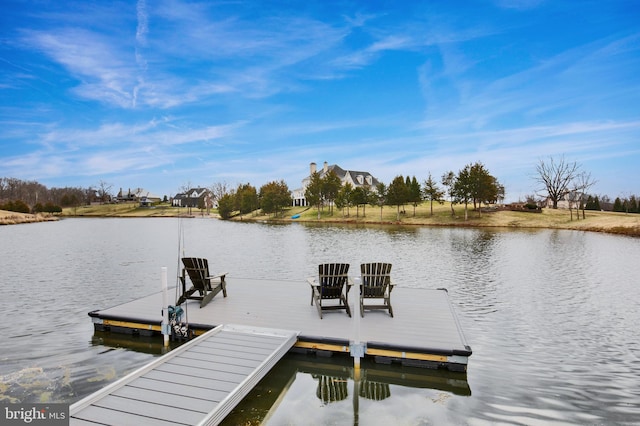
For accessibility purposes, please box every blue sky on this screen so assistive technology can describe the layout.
[1,0,638,202]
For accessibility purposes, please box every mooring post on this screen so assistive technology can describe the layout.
[161,267,169,347]
[350,277,364,371]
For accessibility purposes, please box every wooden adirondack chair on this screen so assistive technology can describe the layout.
[360,262,394,317]
[307,263,352,319]
[176,257,228,308]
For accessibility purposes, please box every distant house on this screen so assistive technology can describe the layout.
[139,192,162,207]
[292,162,380,207]
[543,192,613,210]
[116,188,161,206]
[172,188,214,210]
[544,192,581,210]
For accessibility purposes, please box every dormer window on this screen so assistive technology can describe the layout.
[357,175,364,184]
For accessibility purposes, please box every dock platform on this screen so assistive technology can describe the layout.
[70,324,298,425]
[89,277,471,371]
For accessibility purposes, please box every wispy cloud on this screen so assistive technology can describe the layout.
[23,28,138,108]
[136,0,148,47]
[2,1,639,199]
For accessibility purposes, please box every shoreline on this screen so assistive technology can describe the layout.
[0,210,59,225]
[235,211,640,237]
[3,205,639,237]
[227,204,640,237]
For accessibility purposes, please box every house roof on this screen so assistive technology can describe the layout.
[117,187,161,200]
[320,164,380,187]
[174,188,210,199]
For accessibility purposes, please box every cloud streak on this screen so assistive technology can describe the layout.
[1,1,639,201]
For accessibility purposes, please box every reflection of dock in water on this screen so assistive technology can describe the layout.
[91,331,180,355]
[86,310,471,425]
[221,352,471,425]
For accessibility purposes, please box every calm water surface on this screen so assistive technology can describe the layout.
[1,218,639,425]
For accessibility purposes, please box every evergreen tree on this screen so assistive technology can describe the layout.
[336,182,354,217]
[236,183,258,217]
[468,162,500,217]
[304,172,323,219]
[423,173,444,216]
[585,195,601,211]
[629,196,638,213]
[322,171,342,215]
[217,193,235,219]
[372,182,387,221]
[386,176,410,221]
[408,176,422,216]
[352,186,368,217]
[613,197,624,212]
[454,165,473,221]
[360,184,372,217]
[260,180,291,217]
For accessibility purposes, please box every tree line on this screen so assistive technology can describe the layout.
[613,195,640,214]
[197,161,504,222]
[215,180,291,219]
[304,161,504,221]
[3,155,637,218]
[0,177,96,214]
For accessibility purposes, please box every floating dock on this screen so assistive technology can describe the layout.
[70,324,298,425]
[88,277,472,371]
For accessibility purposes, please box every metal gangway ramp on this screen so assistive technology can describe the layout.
[70,324,299,425]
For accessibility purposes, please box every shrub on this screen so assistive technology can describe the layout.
[1,200,30,214]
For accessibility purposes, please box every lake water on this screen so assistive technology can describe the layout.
[1,218,639,424]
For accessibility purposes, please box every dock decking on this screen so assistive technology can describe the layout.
[70,324,298,426]
[88,277,472,371]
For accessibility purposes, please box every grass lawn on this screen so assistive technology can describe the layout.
[60,202,200,218]
[4,201,637,237]
[241,202,640,237]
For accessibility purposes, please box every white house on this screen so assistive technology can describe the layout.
[292,162,380,206]
[544,192,581,209]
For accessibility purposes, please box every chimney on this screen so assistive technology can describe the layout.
[323,161,328,173]
[310,162,317,175]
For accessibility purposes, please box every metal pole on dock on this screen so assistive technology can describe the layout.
[161,267,169,347]
[351,277,363,370]
[352,277,362,425]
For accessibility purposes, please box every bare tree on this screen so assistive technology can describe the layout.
[535,156,581,209]
[96,180,113,203]
[179,181,193,194]
[210,181,231,206]
[566,186,580,221]
[441,171,457,217]
[576,171,597,219]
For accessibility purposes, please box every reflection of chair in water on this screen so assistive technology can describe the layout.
[313,375,349,404]
[359,379,391,401]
